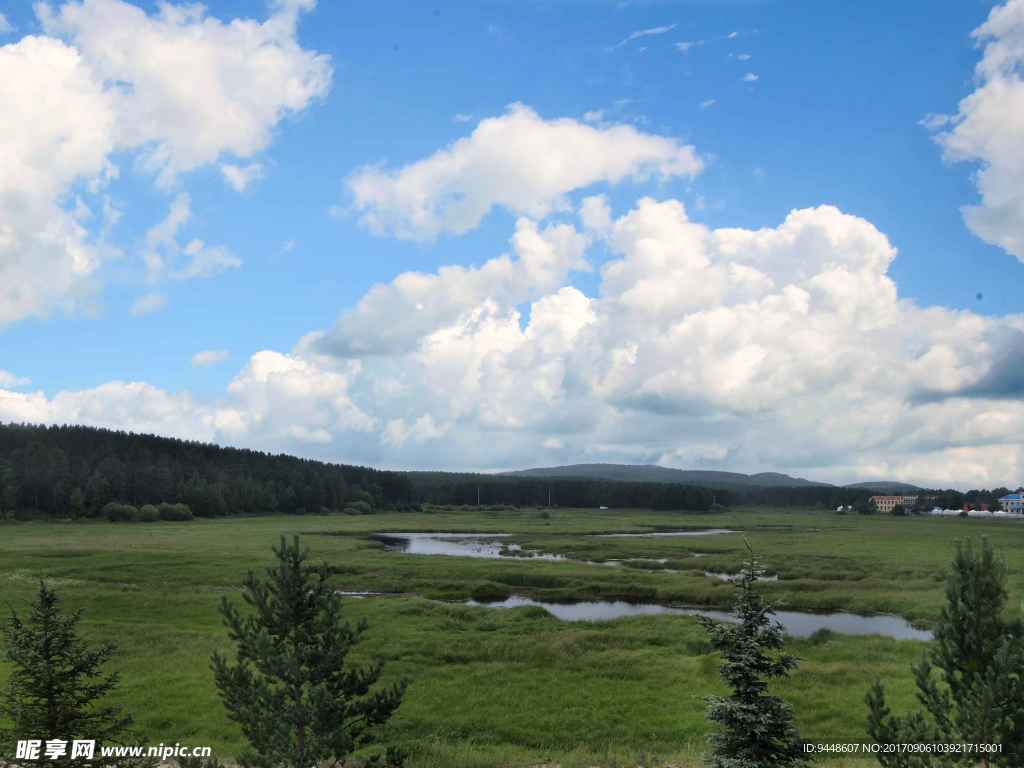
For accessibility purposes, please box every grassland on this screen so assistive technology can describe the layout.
[1,508,1022,768]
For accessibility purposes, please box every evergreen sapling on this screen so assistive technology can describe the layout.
[697,541,811,768]
[866,538,1024,768]
[0,581,139,768]
[212,536,408,768]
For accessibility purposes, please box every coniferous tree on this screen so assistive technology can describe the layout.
[698,541,811,768]
[0,582,136,767]
[212,536,408,768]
[866,538,1024,768]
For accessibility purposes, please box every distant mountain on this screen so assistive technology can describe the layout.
[501,464,829,488]
[844,481,923,492]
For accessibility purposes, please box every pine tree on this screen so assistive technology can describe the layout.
[212,536,408,768]
[865,538,1024,768]
[697,540,811,768]
[0,582,136,767]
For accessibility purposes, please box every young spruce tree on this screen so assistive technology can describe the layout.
[212,535,408,768]
[0,581,136,768]
[697,541,811,768]
[865,537,1024,768]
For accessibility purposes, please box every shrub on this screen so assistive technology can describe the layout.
[103,502,138,522]
[158,502,194,521]
[537,510,550,519]
[470,582,512,602]
[344,501,373,515]
[137,504,160,522]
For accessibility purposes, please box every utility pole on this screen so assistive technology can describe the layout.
[477,486,480,507]
[548,489,551,508]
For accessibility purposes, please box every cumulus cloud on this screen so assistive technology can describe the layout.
[741,73,758,82]
[345,103,704,241]
[381,413,445,447]
[38,0,332,186]
[130,291,167,315]
[211,351,376,443]
[0,0,330,327]
[0,380,213,441]
[222,163,264,192]
[305,197,1022,486]
[4,198,1023,484]
[316,217,589,357]
[932,0,1024,262]
[0,371,30,387]
[0,12,14,33]
[190,349,229,367]
[142,193,241,281]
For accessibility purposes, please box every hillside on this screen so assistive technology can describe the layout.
[501,463,828,488]
[844,481,923,492]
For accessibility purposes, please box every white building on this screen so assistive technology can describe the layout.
[1000,489,1024,514]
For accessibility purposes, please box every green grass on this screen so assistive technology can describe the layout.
[1,508,1022,767]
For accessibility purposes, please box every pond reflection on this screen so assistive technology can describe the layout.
[464,595,932,640]
[374,533,564,560]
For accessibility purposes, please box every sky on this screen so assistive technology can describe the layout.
[1,0,1023,489]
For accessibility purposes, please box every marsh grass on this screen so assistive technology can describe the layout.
[1,509,1021,767]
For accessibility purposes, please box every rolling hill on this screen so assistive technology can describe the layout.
[500,464,829,488]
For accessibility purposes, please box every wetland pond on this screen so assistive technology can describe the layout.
[369,533,932,641]
[464,595,933,640]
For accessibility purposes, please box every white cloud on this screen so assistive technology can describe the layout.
[700,99,716,109]
[0,0,329,328]
[0,13,14,34]
[676,40,703,53]
[316,217,589,356]
[381,413,445,447]
[211,350,376,442]
[304,197,1023,486]
[346,103,704,241]
[0,380,214,441]
[736,53,751,60]
[605,23,677,53]
[190,349,229,367]
[38,0,332,186]
[222,163,264,192]
[130,291,167,315]
[454,113,473,122]
[0,34,117,327]
[142,194,241,282]
[0,370,30,387]
[931,0,1024,262]
[741,73,758,82]
[5,197,1023,485]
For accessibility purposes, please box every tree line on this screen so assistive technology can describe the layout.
[0,423,413,518]
[420,476,720,510]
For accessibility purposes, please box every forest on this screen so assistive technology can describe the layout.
[0,422,1011,519]
[0,422,413,517]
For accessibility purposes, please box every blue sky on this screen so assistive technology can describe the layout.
[1,0,1022,488]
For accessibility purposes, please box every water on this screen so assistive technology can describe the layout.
[374,533,564,560]
[705,571,779,582]
[591,529,740,538]
[464,595,932,640]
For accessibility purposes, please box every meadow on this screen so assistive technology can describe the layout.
[1,508,1022,768]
